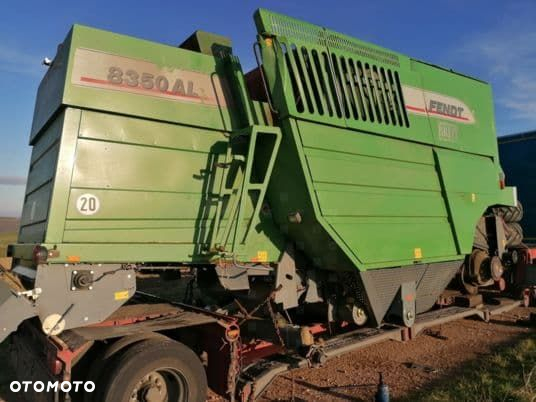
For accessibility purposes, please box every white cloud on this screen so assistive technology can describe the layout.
[0,44,44,77]
[456,5,536,127]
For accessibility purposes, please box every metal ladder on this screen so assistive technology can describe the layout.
[210,125,281,254]
[209,54,281,256]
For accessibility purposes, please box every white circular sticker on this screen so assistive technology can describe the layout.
[76,194,100,216]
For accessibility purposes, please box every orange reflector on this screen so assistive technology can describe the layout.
[67,255,80,263]
[404,293,415,302]
[225,325,240,341]
[499,172,506,189]
[227,329,240,339]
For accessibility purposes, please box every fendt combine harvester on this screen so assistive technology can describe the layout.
[1,9,534,402]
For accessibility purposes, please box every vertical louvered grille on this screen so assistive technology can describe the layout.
[281,43,410,127]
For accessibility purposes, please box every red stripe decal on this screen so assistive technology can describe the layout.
[405,105,470,121]
[406,105,426,113]
[79,76,214,102]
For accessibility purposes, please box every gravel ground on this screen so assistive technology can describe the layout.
[254,306,536,402]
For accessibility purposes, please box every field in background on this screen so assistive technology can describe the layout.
[0,218,19,234]
[0,219,18,401]
[0,218,18,261]
[0,232,16,259]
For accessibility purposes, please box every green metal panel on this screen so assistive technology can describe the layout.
[434,148,515,254]
[30,34,71,143]
[31,25,240,139]
[255,9,515,271]
[43,108,82,244]
[14,25,284,265]
[411,60,497,156]
[19,109,76,244]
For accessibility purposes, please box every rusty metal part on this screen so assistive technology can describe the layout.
[134,290,237,323]
[71,303,218,340]
[266,299,285,349]
[0,264,25,292]
[227,333,241,401]
[234,298,250,318]
[470,249,491,285]
[237,284,282,326]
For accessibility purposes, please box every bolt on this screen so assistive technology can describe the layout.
[127,274,132,279]
[90,271,94,274]
[73,270,77,275]
[2,328,6,332]
[98,264,102,267]
[84,317,88,321]
[64,264,69,267]
[89,286,93,290]
[71,287,76,291]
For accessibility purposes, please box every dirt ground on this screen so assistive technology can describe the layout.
[250,306,536,402]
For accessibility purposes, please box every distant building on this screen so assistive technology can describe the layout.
[498,131,536,243]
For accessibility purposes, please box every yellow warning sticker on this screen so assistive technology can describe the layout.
[251,250,268,263]
[114,290,129,301]
[414,248,423,259]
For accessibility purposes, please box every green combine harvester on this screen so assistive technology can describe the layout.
[0,8,525,402]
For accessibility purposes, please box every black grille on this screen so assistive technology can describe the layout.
[281,43,410,127]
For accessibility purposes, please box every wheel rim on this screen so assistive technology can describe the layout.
[129,368,189,402]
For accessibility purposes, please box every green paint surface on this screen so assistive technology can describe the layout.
[12,10,515,272]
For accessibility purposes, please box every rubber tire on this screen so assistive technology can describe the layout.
[505,222,523,247]
[493,202,523,223]
[100,339,207,402]
[83,346,112,402]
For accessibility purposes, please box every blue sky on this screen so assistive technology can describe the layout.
[0,0,535,217]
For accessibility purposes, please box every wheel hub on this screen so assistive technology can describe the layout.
[131,372,167,402]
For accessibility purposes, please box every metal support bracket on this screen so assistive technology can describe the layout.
[211,125,282,253]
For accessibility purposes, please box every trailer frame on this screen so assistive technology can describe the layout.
[6,284,530,402]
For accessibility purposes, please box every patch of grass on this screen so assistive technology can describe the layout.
[0,232,16,258]
[400,333,536,402]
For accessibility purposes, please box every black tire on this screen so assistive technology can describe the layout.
[100,339,207,402]
[505,222,523,247]
[83,346,111,402]
[493,202,523,223]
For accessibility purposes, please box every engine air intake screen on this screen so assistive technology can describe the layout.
[282,44,409,127]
